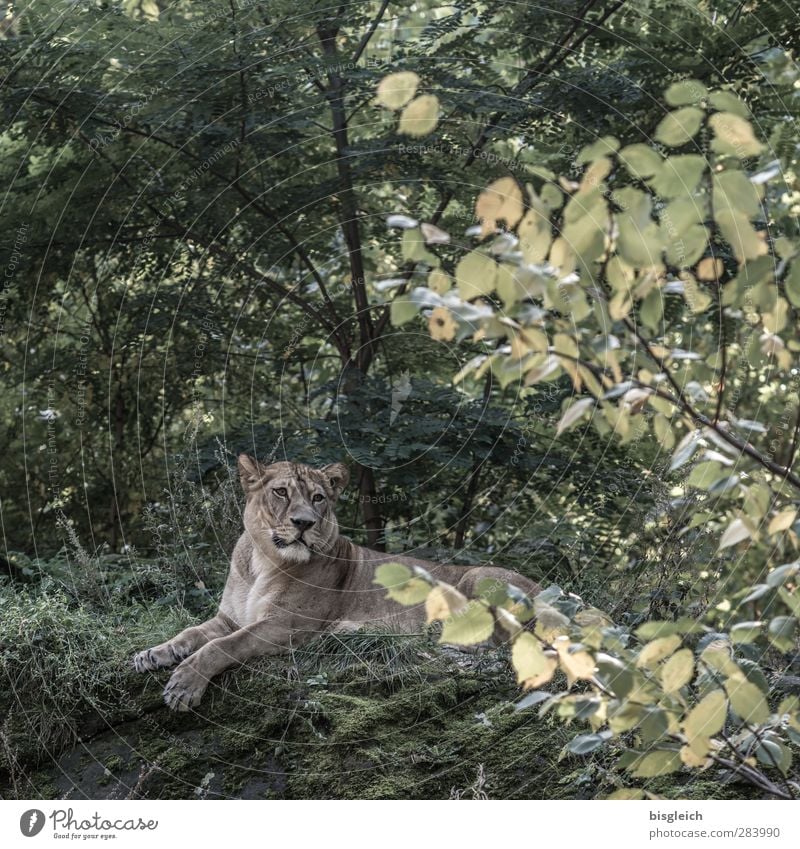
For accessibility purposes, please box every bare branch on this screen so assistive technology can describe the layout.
[352,0,391,65]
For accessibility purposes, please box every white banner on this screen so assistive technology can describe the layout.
[0,800,797,849]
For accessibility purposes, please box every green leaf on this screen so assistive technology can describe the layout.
[740,583,771,604]
[401,228,438,265]
[724,674,770,724]
[639,706,670,743]
[556,397,595,436]
[709,113,764,159]
[648,155,707,200]
[373,562,413,588]
[455,251,497,300]
[755,739,791,775]
[665,79,708,106]
[541,182,564,210]
[708,90,749,117]
[713,170,761,218]
[617,199,663,266]
[390,295,419,326]
[639,288,664,332]
[629,749,682,777]
[596,655,635,698]
[684,689,727,740]
[784,261,800,307]
[768,616,797,652]
[567,732,610,755]
[719,517,752,550]
[439,600,495,645]
[618,144,662,179]
[670,432,700,471]
[637,634,682,668]
[766,562,799,588]
[655,107,704,147]
[730,621,763,644]
[687,460,724,490]
[514,690,551,711]
[386,577,432,605]
[666,224,708,267]
[577,136,620,164]
[778,587,800,617]
[661,648,694,692]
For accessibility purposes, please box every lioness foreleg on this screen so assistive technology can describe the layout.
[162,616,302,711]
[133,614,235,673]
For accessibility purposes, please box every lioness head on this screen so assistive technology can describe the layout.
[237,455,349,564]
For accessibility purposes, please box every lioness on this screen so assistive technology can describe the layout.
[133,455,540,711]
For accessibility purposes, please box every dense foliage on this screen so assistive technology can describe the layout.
[1,0,799,799]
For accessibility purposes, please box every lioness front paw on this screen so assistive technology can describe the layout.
[163,663,209,712]
[132,643,190,673]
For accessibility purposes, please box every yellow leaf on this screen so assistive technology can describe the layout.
[398,94,439,136]
[554,636,597,686]
[637,634,682,669]
[718,517,752,550]
[683,689,727,741]
[630,749,682,777]
[556,397,595,436]
[425,583,468,623]
[680,737,711,768]
[724,673,770,724]
[376,71,420,109]
[475,177,524,238]
[512,633,558,689]
[696,257,724,280]
[607,788,645,800]
[769,508,797,535]
[661,648,694,693]
[428,306,457,341]
[439,600,495,646]
[518,208,552,263]
[428,268,452,294]
[709,112,764,159]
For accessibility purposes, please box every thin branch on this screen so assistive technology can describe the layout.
[318,21,375,369]
[352,0,391,65]
[787,401,800,470]
[620,315,800,490]
[715,341,727,425]
[33,93,345,342]
[74,129,349,359]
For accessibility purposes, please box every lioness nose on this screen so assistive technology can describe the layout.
[290,517,315,531]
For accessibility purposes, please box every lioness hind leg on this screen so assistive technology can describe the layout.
[455,565,540,600]
[133,615,234,673]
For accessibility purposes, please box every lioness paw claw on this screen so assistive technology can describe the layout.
[133,643,190,673]
[133,649,157,673]
[163,666,207,712]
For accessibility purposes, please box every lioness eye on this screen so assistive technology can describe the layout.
[274,487,288,497]
[312,493,325,503]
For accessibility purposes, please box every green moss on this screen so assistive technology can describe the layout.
[0,586,780,800]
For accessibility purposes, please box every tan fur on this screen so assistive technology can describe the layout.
[133,456,540,711]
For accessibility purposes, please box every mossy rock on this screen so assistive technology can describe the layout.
[0,592,767,800]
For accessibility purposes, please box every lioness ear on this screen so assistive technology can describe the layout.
[322,462,349,495]
[238,454,267,493]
